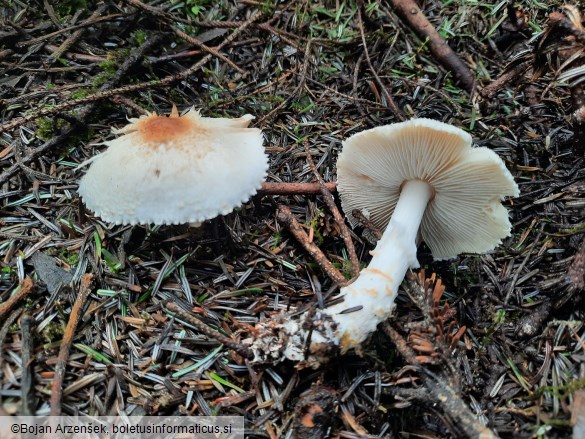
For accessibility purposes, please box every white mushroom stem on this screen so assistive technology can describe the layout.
[321,179,434,351]
[251,179,436,364]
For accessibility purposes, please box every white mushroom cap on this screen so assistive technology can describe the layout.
[337,118,520,260]
[78,107,268,225]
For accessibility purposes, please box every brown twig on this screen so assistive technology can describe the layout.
[50,274,94,416]
[258,181,337,195]
[566,237,585,292]
[351,209,383,240]
[0,277,35,322]
[356,7,404,120]
[44,44,107,62]
[110,95,150,115]
[480,65,528,100]
[21,314,34,415]
[0,33,160,135]
[172,27,246,74]
[383,1,475,93]
[188,19,306,50]
[303,140,360,279]
[165,302,253,359]
[423,369,499,439]
[276,205,348,287]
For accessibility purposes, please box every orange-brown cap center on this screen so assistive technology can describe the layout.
[137,114,193,145]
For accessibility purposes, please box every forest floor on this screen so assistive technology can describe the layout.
[1,1,585,438]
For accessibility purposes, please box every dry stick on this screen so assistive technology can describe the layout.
[0,277,35,322]
[480,65,527,100]
[15,14,126,47]
[0,32,159,136]
[276,205,347,287]
[356,7,404,121]
[165,302,253,360]
[50,274,94,416]
[0,11,263,185]
[195,20,305,50]
[351,209,383,240]
[422,370,498,439]
[124,0,245,74]
[172,27,245,74]
[45,44,107,62]
[259,181,337,195]
[49,5,108,62]
[123,0,174,17]
[21,314,34,415]
[44,0,66,26]
[567,237,585,292]
[303,140,359,279]
[383,324,498,439]
[110,95,149,115]
[216,66,298,108]
[383,1,475,93]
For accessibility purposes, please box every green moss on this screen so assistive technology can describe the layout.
[54,0,88,17]
[108,48,131,63]
[176,0,213,19]
[261,94,285,104]
[59,248,79,266]
[42,321,65,343]
[131,30,148,46]
[258,1,276,13]
[305,210,324,246]
[70,88,91,100]
[340,258,355,280]
[35,117,67,141]
[290,96,315,113]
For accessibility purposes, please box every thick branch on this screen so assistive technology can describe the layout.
[385,0,475,92]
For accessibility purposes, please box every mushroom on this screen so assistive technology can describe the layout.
[248,118,519,366]
[78,107,268,225]
[330,118,519,350]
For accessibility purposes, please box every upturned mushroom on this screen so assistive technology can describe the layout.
[78,107,268,225]
[249,118,519,366]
